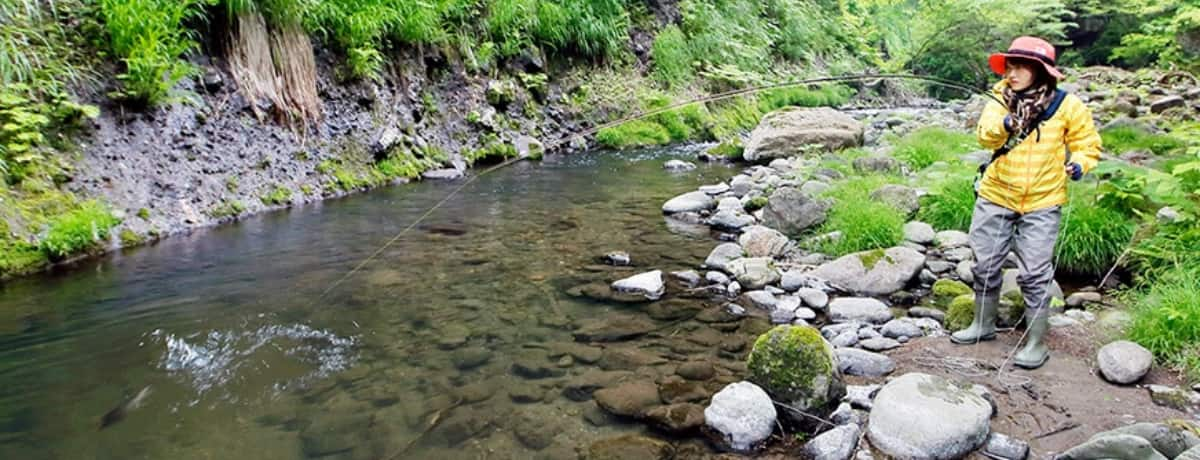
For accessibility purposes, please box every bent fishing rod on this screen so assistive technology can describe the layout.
[317,72,1005,300]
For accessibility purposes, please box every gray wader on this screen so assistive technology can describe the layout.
[950,198,1060,369]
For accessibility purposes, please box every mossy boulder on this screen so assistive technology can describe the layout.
[932,279,973,306]
[946,294,975,331]
[746,325,844,424]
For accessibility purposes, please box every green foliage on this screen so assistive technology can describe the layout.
[1056,187,1138,275]
[260,185,293,206]
[918,174,976,231]
[757,85,853,113]
[815,176,906,256]
[209,200,247,219]
[487,0,628,59]
[1127,266,1200,380]
[708,138,745,160]
[98,0,208,105]
[932,279,973,302]
[1100,126,1187,156]
[596,120,671,149]
[891,127,975,170]
[40,200,120,259]
[0,238,48,279]
[137,208,150,219]
[0,85,98,183]
[1110,2,1199,70]
[651,25,692,88]
[377,146,444,178]
[118,228,142,246]
[744,195,769,212]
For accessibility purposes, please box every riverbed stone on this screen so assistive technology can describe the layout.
[709,209,756,231]
[871,184,921,216]
[831,330,859,348]
[904,222,936,245]
[598,347,668,371]
[562,370,636,401]
[984,433,1030,460]
[909,307,946,323]
[1096,422,1200,458]
[664,159,696,171]
[451,347,493,370]
[761,187,829,237]
[700,183,731,195]
[845,384,879,410]
[782,271,837,292]
[705,243,744,272]
[867,373,992,460]
[810,247,926,296]
[747,325,844,423]
[611,270,665,300]
[805,424,862,460]
[829,298,893,324]
[704,381,777,452]
[1058,434,1169,460]
[739,225,791,258]
[663,191,715,214]
[881,319,924,339]
[594,380,660,418]
[585,434,674,460]
[743,107,864,163]
[1098,340,1154,384]
[645,403,706,434]
[835,348,895,377]
[859,337,901,351]
[727,257,781,290]
[936,230,970,248]
[677,361,716,381]
[573,314,658,342]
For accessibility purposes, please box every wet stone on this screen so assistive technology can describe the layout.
[585,434,674,460]
[451,347,493,370]
[659,375,711,404]
[583,403,619,426]
[513,412,561,450]
[677,361,717,381]
[546,342,603,364]
[594,380,661,418]
[645,403,706,434]
[696,306,741,323]
[646,299,704,321]
[599,348,668,371]
[563,370,636,401]
[573,314,658,342]
[508,384,546,403]
[512,352,564,379]
[452,380,497,404]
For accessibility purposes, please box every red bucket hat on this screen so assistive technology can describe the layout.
[988,36,1064,80]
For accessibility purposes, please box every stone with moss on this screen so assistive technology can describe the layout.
[119,229,143,247]
[932,279,973,304]
[945,294,976,331]
[744,196,769,212]
[747,325,844,423]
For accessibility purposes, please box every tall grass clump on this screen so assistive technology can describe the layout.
[917,174,976,231]
[1055,188,1138,275]
[757,85,853,113]
[1127,266,1200,382]
[891,127,975,170]
[1100,126,1187,155]
[679,0,773,72]
[815,176,906,256]
[651,25,692,88]
[596,120,671,149]
[489,0,628,60]
[98,0,209,105]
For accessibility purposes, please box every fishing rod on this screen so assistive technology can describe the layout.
[317,72,1004,300]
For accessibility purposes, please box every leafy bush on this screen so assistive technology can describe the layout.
[891,127,975,170]
[917,174,976,231]
[98,0,208,104]
[1110,2,1199,70]
[40,200,120,259]
[1100,126,1187,155]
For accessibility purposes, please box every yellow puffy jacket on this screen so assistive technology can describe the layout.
[976,80,1102,214]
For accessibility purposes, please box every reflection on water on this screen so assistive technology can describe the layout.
[0,147,738,459]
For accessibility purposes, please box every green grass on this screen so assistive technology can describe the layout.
[1127,266,1200,382]
[890,127,975,170]
[0,238,49,279]
[39,200,120,259]
[757,85,852,113]
[1055,188,1138,275]
[917,174,976,231]
[1101,126,1188,155]
[260,185,293,206]
[596,119,671,149]
[209,200,247,219]
[651,25,692,87]
[98,0,208,105]
[814,175,906,256]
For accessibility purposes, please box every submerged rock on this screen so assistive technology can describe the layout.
[663,191,715,214]
[585,434,674,460]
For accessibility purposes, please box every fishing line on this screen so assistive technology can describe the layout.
[314,72,1004,302]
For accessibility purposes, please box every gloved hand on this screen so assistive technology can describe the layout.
[1066,162,1083,181]
[1003,115,1013,132]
